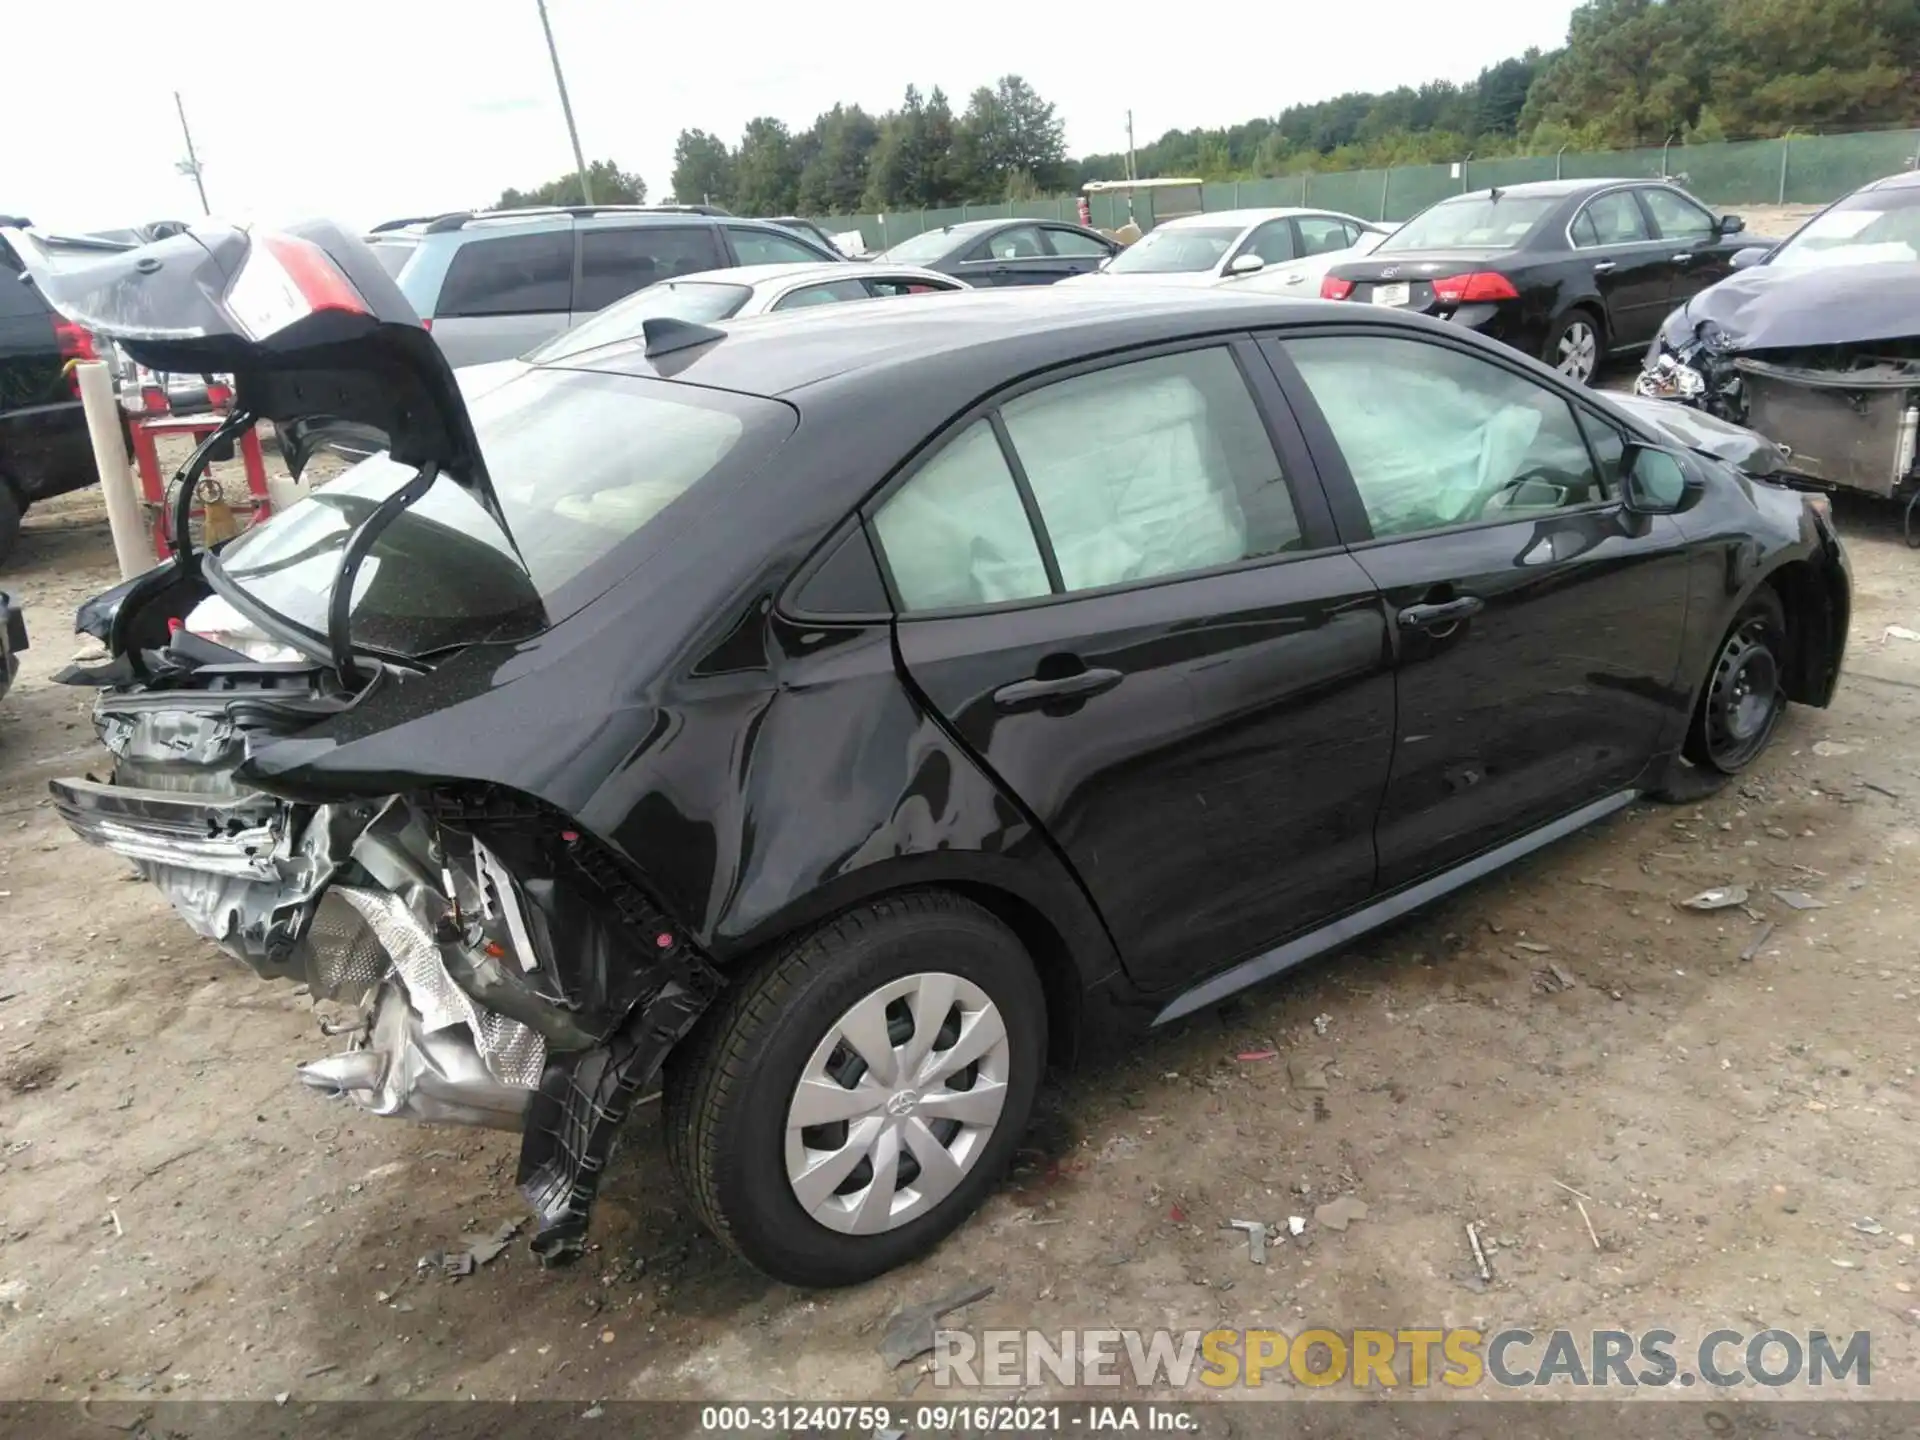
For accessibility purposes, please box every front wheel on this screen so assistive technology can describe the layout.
[1544,310,1603,386]
[1684,589,1789,774]
[664,892,1046,1287]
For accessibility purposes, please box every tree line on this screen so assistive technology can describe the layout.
[497,0,1920,217]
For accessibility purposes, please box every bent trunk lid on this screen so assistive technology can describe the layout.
[0,219,511,540]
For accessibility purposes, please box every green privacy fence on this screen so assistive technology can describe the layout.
[819,127,1920,253]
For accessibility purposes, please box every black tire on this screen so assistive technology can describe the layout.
[1684,588,1789,775]
[0,483,20,568]
[664,891,1046,1287]
[1543,308,1604,386]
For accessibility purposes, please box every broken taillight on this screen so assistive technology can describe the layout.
[1431,271,1520,304]
[224,231,370,341]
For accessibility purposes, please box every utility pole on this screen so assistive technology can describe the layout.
[1125,109,1137,223]
[173,91,210,215]
[534,0,594,205]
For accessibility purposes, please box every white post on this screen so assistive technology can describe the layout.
[74,361,149,580]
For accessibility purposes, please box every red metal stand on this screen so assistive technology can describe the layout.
[130,414,273,560]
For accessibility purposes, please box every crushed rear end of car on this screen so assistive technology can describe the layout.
[7,218,736,1263]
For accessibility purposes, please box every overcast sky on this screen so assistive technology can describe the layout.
[8,0,1581,232]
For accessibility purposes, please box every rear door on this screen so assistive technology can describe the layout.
[427,227,576,367]
[1267,327,1690,890]
[572,223,726,325]
[871,340,1395,993]
[1638,186,1735,307]
[1566,190,1672,349]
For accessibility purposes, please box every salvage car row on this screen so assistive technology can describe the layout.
[0,207,1853,1293]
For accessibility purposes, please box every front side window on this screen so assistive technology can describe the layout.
[873,348,1302,611]
[1576,192,1651,247]
[728,226,827,266]
[434,231,573,318]
[1283,335,1610,540]
[1641,188,1715,243]
[577,226,723,311]
[1239,221,1297,266]
[972,226,1047,262]
[1045,227,1112,258]
[867,275,961,298]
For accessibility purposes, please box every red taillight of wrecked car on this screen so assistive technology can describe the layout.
[1431,271,1520,305]
[224,231,370,341]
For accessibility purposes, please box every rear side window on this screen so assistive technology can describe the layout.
[435,232,573,318]
[1576,192,1650,246]
[1297,217,1358,256]
[726,226,826,266]
[577,226,723,311]
[873,347,1301,611]
[1239,221,1297,265]
[770,279,873,311]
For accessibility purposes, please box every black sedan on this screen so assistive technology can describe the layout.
[1322,178,1751,384]
[873,216,1119,285]
[14,221,1847,1288]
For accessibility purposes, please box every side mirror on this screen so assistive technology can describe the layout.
[1621,443,1702,515]
[1226,253,1266,277]
[1729,246,1769,271]
[1718,213,1746,235]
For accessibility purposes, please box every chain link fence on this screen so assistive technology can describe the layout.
[821,127,1920,254]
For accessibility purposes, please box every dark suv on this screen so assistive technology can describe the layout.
[368,206,844,367]
[1,224,119,564]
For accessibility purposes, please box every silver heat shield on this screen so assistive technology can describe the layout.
[333,885,548,1090]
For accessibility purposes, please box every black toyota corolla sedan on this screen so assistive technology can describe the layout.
[6,220,1847,1288]
[1321,178,1751,385]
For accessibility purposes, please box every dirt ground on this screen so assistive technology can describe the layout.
[5,210,1918,1419]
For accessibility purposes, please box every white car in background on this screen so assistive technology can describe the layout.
[1060,208,1394,291]
[456,261,966,402]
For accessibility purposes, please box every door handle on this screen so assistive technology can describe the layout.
[1592,261,1617,275]
[1397,596,1485,631]
[1672,253,1694,263]
[992,667,1124,711]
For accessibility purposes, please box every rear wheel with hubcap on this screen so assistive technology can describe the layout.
[1685,589,1789,774]
[664,891,1045,1287]
[1545,310,1602,385]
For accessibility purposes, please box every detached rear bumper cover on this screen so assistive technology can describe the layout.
[54,711,721,1263]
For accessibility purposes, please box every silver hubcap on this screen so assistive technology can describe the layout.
[1556,321,1598,381]
[784,972,1011,1235]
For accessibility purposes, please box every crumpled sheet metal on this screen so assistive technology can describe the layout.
[334,885,546,1090]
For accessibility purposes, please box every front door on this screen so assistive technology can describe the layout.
[1269,329,1690,890]
[1569,189,1675,349]
[1637,186,1737,309]
[954,225,1060,287]
[869,341,1395,991]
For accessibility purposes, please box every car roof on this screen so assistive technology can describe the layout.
[650,262,954,289]
[561,286,1354,398]
[1432,178,1666,202]
[1862,169,1920,193]
[1159,207,1346,229]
